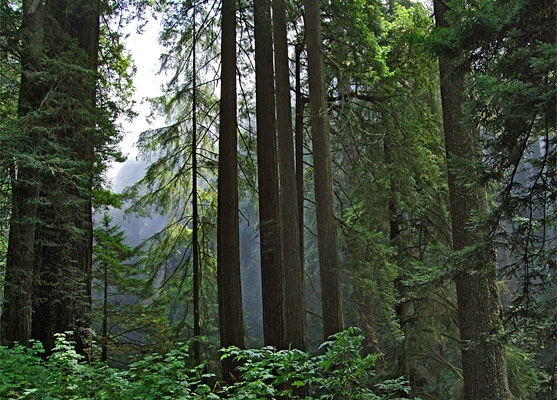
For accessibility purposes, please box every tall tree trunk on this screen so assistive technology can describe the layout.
[295,43,305,277]
[72,0,99,358]
[191,6,201,364]
[1,0,44,345]
[433,1,511,399]
[101,257,108,362]
[272,0,306,351]
[2,0,98,353]
[303,0,344,339]
[254,0,285,348]
[217,0,245,383]
[29,0,99,355]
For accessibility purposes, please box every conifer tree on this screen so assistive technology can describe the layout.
[218,0,245,381]
[93,212,135,362]
[2,0,101,354]
[254,0,285,348]
[303,0,344,339]
[124,0,222,357]
[1,0,43,346]
[273,0,306,351]
[0,2,20,277]
[433,0,511,398]
[465,0,555,394]
[191,4,202,364]
[30,0,100,355]
[294,42,305,282]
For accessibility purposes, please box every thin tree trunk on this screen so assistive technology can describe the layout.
[433,1,511,398]
[101,258,108,362]
[217,0,245,383]
[192,6,201,364]
[295,43,305,276]
[390,206,411,386]
[254,0,285,349]
[303,0,344,339]
[384,131,409,383]
[272,0,306,351]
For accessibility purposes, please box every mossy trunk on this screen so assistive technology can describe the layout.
[433,1,511,398]
[27,0,99,355]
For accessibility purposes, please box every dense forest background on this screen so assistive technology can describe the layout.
[0,0,555,399]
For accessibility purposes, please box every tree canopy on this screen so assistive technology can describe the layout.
[0,0,554,399]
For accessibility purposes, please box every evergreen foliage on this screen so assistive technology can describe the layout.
[0,0,553,398]
[123,0,222,357]
[467,0,556,395]
[92,210,142,361]
[0,0,21,274]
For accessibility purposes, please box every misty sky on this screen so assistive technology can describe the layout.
[108,19,164,182]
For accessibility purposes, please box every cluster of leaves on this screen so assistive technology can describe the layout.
[223,328,414,399]
[0,329,414,400]
[0,333,214,400]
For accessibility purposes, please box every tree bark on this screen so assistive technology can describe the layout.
[72,0,98,358]
[217,0,245,383]
[28,0,99,355]
[192,6,201,364]
[254,0,285,349]
[1,0,45,347]
[433,1,511,398]
[2,0,98,353]
[303,0,344,339]
[272,0,306,351]
[295,43,305,279]
[101,256,108,362]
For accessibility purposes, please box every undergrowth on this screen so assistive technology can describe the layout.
[0,328,416,399]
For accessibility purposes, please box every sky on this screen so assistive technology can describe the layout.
[107,18,165,181]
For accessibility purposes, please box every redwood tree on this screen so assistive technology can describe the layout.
[31,0,100,355]
[217,0,245,382]
[2,0,100,354]
[1,0,44,346]
[433,0,511,398]
[254,0,285,348]
[303,0,344,339]
[272,0,306,351]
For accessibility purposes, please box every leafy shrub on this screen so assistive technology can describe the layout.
[0,329,415,399]
[222,327,415,399]
[0,339,46,399]
[0,333,216,400]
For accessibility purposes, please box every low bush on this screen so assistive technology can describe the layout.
[0,328,415,399]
